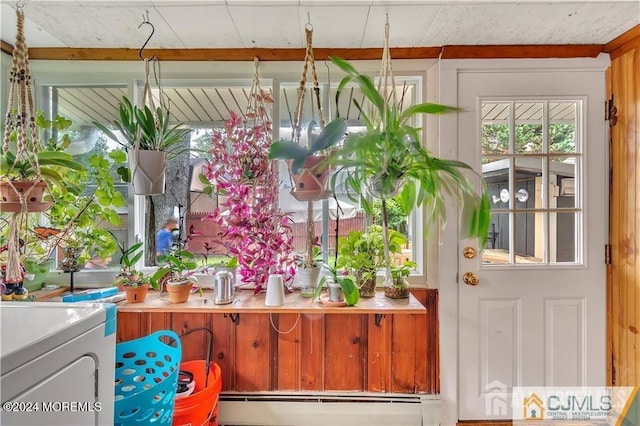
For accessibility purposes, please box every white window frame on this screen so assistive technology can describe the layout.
[8,58,439,288]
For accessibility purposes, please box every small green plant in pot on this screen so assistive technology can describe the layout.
[151,249,201,304]
[337,225,407,298]
[312,264,359,306]
[386,260,417,299]
[115,241,154,304]
[293,237,323,297]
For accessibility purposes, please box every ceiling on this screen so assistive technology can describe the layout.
[1,1,638,50]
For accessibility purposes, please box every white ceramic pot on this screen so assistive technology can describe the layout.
[129,149,167,195]
[296,266,320,297]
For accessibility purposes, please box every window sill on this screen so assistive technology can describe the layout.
[117,289,427,314]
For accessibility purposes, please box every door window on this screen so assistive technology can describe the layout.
[481,100,582,265]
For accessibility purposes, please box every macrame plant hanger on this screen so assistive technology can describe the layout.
[291,21,326,269]
[244,57,272,192]
[1,4,48,284]
[378,15,397,288]
[130,12,167,195]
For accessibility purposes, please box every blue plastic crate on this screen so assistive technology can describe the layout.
[114,330,182,424]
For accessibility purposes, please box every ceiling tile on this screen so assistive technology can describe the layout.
[155,5,240,48]
[365,4,442,47]
[300,5,370,48]
[227,5,303,48]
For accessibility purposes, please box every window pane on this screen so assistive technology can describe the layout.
[551,212,577,263]
[549,102,577,154]
[550,156,578,209]
[483,213,510,265]
[514,212,544,264]
[45,85,129,270]
[515,102,543,154]
[514,157,542,210]
[482,102,510,155]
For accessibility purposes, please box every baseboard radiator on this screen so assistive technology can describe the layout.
[218,392,442,426]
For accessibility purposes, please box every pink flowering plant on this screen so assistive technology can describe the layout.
[206,89,273,186]
[202,88,296,293]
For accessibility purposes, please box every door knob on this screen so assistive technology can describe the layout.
[463,272,479,286]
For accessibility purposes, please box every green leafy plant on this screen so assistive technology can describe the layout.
[312,263,359,306]
[151,249,201,295]
[390,260,417,287]
[114,240,153,288]
[268,118,347,174]
[337,225,407,285]
[328,56,490,244]
[94,95,191,155]
[1,113,125,270]
[1,112,84,189]
[45,149,127,266]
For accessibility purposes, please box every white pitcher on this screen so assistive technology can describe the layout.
[265,274,285,307]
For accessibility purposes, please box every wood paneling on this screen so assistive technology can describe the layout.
[115,289,438,394]
[605,24,640,59]
[609,42,640,386]
[440,45,602,59]
[4,45,605,61]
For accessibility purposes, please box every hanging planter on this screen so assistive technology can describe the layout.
[328,19,491,290]
[94,17,190,196]
[268,24,346,203]
[129,149,167,195]
[366,173,406,200]
[0,181,51,212]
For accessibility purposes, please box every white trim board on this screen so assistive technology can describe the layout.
[218,392,441,426]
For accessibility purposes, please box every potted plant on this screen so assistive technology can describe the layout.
[336,225,407,298]
[293,238,323,297]
[93,95,191,195]
[312,263,359,306]
[1,112,84,212]
[328,56,490,287]
[386,260,417,299]
[269,118,347,201]
[114,241,156,303]
[151,249,201,304]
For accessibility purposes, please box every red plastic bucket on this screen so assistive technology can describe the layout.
[173,361,222,426]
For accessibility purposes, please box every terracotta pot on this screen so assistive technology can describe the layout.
[129,149,167,195]
[124,283,149,303]
[290,156,331,201]
[167,279,192,303]
[0,180,52,212]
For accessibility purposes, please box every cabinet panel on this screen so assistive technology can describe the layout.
[116,289,438,393]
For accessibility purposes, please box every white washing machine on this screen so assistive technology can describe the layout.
[0,302,116,425]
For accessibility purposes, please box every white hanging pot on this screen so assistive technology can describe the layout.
[129,149,167,195]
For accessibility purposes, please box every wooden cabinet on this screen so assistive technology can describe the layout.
[117,289,438,394]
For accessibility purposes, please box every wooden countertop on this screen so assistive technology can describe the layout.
[117,288,427,314]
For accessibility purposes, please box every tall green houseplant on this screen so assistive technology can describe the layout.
[328,56,490,289]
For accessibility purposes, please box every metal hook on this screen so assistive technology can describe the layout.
[305,12,313,31]
[138,10,156,61]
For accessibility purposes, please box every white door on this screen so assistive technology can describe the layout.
[455,63,608,420]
